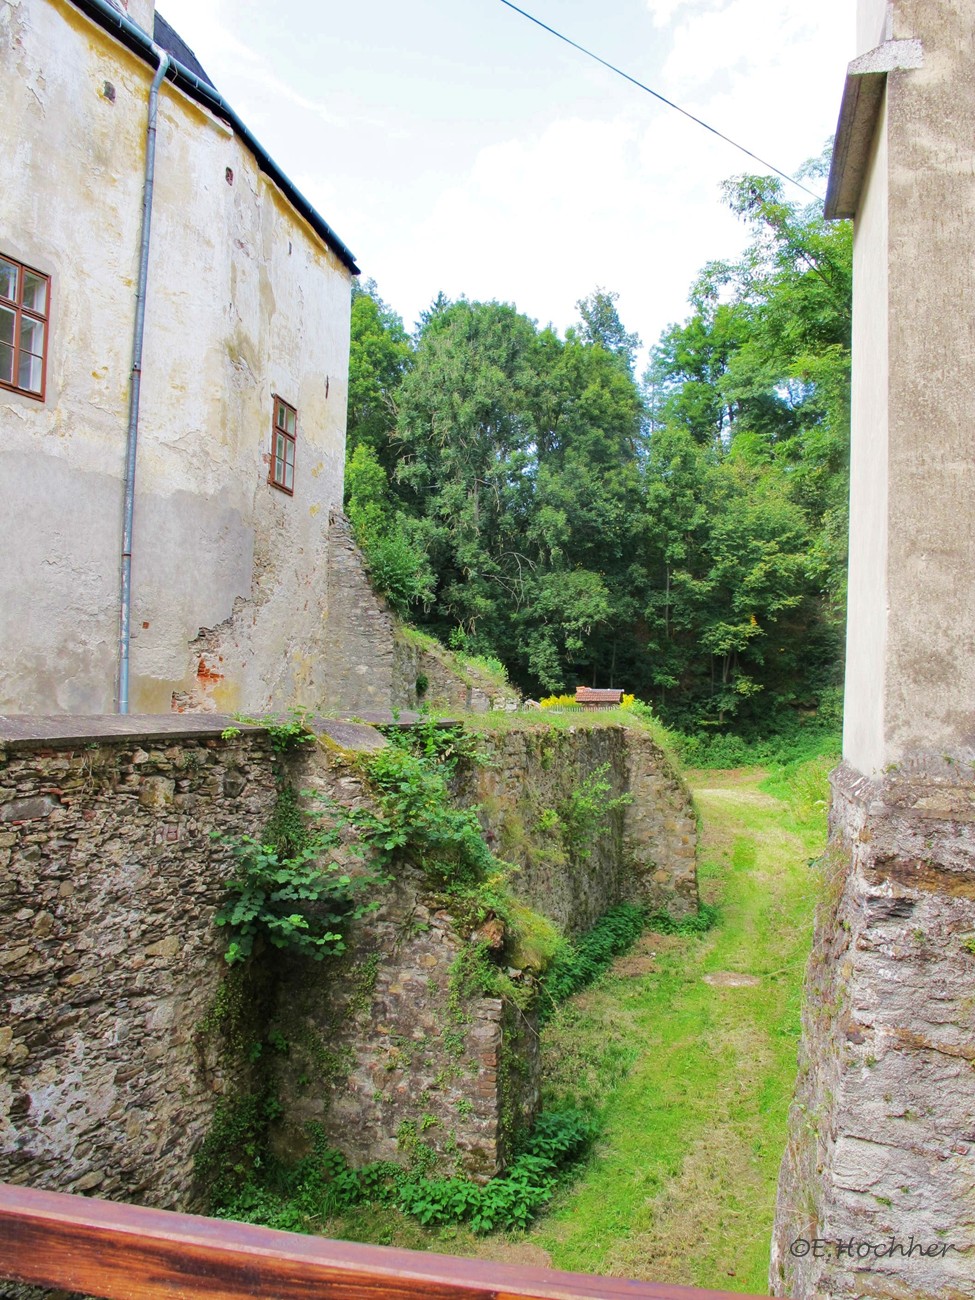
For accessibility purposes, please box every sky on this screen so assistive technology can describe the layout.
[156,0,855,366]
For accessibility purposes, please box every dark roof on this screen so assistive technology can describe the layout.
[70,0,358,273]
[154,12,214,87]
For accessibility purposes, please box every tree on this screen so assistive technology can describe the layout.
[346,280,412,476]
[345,443,434,616]
[575,288,642,374]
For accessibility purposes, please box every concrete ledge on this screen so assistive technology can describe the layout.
[824,39,924,221]
[0,714,258,748]
[0,712,455,753]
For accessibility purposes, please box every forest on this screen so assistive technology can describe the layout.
[344,154,851,737]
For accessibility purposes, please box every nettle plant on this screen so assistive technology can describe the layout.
[213,710,372,965]
[212,828,365,965]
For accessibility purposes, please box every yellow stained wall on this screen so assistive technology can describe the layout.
[0,0,352,714]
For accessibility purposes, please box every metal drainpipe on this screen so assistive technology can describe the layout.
[118,45,170,714]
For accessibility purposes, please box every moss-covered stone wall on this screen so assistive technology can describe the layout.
[457,722,698,932]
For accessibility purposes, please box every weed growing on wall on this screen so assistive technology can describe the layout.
[211,711,381,966]
[261,784,308,858]
[536,900,719,1024]
[212,832,364,965]
[354,742,494,887]
[644,902,720,936]
[540,904,646,1020]
[351,721,534,957]
[216,1108,596,1236]
[555,762,631,861]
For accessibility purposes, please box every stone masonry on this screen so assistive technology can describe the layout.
[0,715,277,1210]
[392,633,522,715]
[457,721,698,933]
[771,760,975,1300]
[0,714,540,1207]
[319,510,397,713]
[264,732,539,1181]
[0,711,698,1215]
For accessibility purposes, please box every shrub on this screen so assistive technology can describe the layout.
[217,1108,596,1237]
[644,902,719,936]
[213,833,361,965]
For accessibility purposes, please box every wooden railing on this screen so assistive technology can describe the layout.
[0,1183,776,1300]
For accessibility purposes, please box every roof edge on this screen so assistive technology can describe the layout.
[824,39,924,221]
[68,0,360,273]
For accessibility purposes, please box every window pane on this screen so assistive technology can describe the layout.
[20,316,44,357]
[275,432,286,460]
[0,341,12,384]
[18,350,42,393]
[285,440,295,466]
[0,261,16,303]
[0,306,13,348]
[274,457,285,484]
[22,272,47,315]
[284,462,294,490]
[285,408,295,435]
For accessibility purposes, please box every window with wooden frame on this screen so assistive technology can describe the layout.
[270,396,296,494]
[0,254,50,400]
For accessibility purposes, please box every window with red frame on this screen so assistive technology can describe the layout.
[270,397,297,494]
[0,255,49,400]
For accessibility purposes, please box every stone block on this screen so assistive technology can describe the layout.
[1,795,59,821]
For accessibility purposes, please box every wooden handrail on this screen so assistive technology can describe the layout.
[0,1183,775,1300]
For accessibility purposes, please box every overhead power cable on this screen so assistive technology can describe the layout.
[496,0,822,201]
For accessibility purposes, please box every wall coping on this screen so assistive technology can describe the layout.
[0,712,459,752]
[0,714,256,748]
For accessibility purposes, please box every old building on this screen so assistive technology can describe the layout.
[0,0,359,715]
[772,3,975,1297]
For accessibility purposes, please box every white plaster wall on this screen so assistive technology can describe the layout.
[0,0,352,715]
[856,0,890,53]
[843,94,889,776]
[843,0,975,773]
[882,0,975,764]
[120,0,154,37]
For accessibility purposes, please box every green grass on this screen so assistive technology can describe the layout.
[457,706,682,764]
[299,756,830,1290]
[529,761,826,1291]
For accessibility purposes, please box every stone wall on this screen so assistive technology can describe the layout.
[267,882,538,1181]
[771,761,975,1300]
[0,714,545,1211]
[319,511,398,713]
[263,734,538,1181]
[392,632,522,715]
[0,712,697,1222]
[0,715,277,1210]
[458,722,698,933]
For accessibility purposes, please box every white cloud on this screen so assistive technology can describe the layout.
[645,0,716,30]
[663,1,848,96]
[369,110,750,356]
[158,0,342,125]
[154,0,854,357]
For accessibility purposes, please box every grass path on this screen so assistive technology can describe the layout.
[522,763,826,1292]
